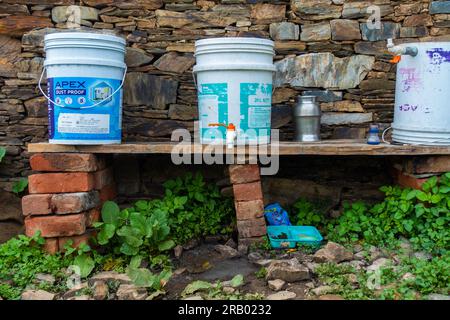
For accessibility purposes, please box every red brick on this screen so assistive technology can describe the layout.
[28,172,95,194]
[237,218,267,238]
[85,207,101,227]
[25,213,87,237]
[30,153,104,172]
[94,167,114,190]
[98,183,117,203]
[52,191,99,214]
[232,181,263,201]
[42,238,59,254]
[395,169,431,190]
[58,230,96,251]
[22,194,52,216]
[404,156,450,174]
[235,199,264,220]
[229,164,260,184]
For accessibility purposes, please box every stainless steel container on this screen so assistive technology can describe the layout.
[294,96,321,142]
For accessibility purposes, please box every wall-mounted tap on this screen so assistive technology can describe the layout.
[387,39,418,57]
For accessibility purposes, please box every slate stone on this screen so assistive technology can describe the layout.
[123,72,178,109]
[275,53,375,90]
[303,90,343,103]
[52,6,99,23]
[125,47,153,68]
[360,22,400,41]
[321,112,373,125]
[300,22,331,41]
[269,22,299,41]
[430,1,450,14]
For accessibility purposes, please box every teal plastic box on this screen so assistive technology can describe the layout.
[267,226,323,249]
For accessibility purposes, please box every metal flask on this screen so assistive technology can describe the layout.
[294,96,321,142]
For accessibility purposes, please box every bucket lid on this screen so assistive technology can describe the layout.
[195,37,274,47]
[44,32,126,45]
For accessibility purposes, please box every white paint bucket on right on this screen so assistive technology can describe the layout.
[193,37,275,145]
[392,42,450,145]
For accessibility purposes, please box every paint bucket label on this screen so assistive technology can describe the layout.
[198,83,228,141]
[48,77,122,142]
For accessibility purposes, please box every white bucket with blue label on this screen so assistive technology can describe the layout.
[193,37,275,145]
[39,32,127,145]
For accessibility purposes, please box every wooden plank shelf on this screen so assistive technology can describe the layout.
[28,140,450,156]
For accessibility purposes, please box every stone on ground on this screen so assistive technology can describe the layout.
[266,258,310,282]
[266,290,296,300]
[116,284,148,300]
[88,271,131,285]
[214,244,239,258]
[92,280,109,300]
[313,242,353,263]
[367,258,391,272]
[318,294,345,300]
[268,279,286,291]
[21,289,55,300]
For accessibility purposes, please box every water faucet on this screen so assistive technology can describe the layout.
[387,39,418,57]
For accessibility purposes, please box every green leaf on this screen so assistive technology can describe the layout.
[0,147,6,162]
[182,280,212,296]
[158,239,175,251]
[97,223,115,245]
[73,254,95,278]
[439,186,450,194]
[406,190,417,200]
[416,191,429,202]
[127,267,156,288]
[120,242,140,256]
[135,200,148,211]
[101,201,121,225]
[12,178,28,194]
[230,274,244,288]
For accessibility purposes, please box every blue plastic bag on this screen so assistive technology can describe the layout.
[264,203,292,226]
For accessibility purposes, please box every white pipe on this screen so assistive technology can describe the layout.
[387,39,418,57]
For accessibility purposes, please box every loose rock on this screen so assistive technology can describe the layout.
[116,284,148,300]
[313,242,353,263]
[21,289,55,300]
[214,244,239,258]
[266,258,310,282]
[266,290,296,300]
[268,279,285,291]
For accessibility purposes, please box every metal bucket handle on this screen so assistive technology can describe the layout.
[38,65,127,109]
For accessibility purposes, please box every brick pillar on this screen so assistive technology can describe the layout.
[229,164,266,248]
[22,153,117,253]
[392,155,450,189]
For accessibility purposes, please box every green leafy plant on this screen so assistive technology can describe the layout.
[326,173,450,254]
[292,198,326,227]
[255,267,267,279]
[95,201,175,258]
[163,172,234,244]
[0,147,5,162]
[126,256,172,290]
[0,232,73,299]
[12,178,28,195]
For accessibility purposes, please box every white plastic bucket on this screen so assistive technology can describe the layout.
[40,32,127,145]
[392,42,450,145]
[193,37,275,145]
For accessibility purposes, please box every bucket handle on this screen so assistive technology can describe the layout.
[192,69,277,93]
[38,65,127,109]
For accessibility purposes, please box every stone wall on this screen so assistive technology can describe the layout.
[0,1,450,238]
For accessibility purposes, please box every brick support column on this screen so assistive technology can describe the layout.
[22,153,117,253]
[391,155,450,189]
[229,164,266,248]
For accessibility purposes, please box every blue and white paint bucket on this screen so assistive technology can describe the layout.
[39,32,127,144]
[193,37,275,145]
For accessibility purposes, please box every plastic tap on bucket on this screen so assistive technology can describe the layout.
[38,65,127,109]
